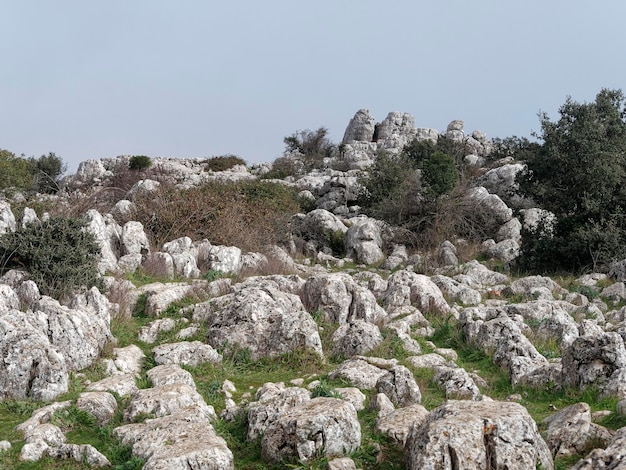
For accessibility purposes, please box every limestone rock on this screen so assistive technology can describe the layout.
[570,426,626,469]
[138,318,177,343]
[405,400,553,470]
[303,272,387,325]
[246,383,311,441]
[200,285,323,361]
[261,397,361,464]
[342,109,376,143]
[331,320,383,357]
[0,309,68,400]
[207,245,242,275]
[431,274,482,306]
[438,240,458,267]
[461,307,548,385]
[102,344,145,376]
[562,331,626,390]
[375,403,429,446]
[466,186,513,225]
[327,457,358,470]
[543,402,614,458]
[114,407,233,470]
[46,444,111,467]
[124,383,216,422]
[382,270,450,316]
[433,366,482,400]
[87,373,139,397]
[147,364,196,389]
[0,201,17,234]
[152,341,222,367]
[77,392,118,425]
[329,357,391,389]
[376,365,421,407]
[376,112,416,144]
[344,217,385,265]
[120,220,150,256]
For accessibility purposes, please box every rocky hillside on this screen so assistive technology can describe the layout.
[2,110,626,469]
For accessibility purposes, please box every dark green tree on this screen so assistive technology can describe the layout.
[517,88,626,271]
[30,152,66,193]
[0,217,101,300]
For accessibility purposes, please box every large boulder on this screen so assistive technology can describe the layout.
[0,309,68,400]
[461,307,548,385]
[246,383,311,441]
[261,397,361,464]
[382,270,450,316]
[0,201,17,234]
[0,286,113,401]
[562,330,626,391]
[570,426,626,469]
[344,217,385,265]
[543,402,613,458]
[302,272,387,325]
[375,365,421,407]
[331,320,383,357]
[405,400,553,470]
[342,109,376,143]
[195,285,323,361]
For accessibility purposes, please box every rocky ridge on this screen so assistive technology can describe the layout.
[1,110,626,468]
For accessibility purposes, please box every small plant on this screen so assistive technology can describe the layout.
[128,155,152,171]
[311,378,342,398]
[0,216,102,300]
[205,154,247,172]
[203,269,224,281]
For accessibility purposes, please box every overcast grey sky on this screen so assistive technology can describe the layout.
[2,1,624,172]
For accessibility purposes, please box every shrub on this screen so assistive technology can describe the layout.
[128,155,152,171]
[422,151,458,197]
[516,88,626,272]
[30,152,66,193]
[130,180,304,252]
[0,150,66,194]
[0,217,101,300]
[205,155,247,172]
[283,127,335,173]
[0,149,32,193]
[262,156,303,179]
[358,138,471,249]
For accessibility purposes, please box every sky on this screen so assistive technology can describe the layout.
[2,1,625,173]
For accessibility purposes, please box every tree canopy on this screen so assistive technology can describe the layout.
[517,88,626,272]
[0,150,66,194]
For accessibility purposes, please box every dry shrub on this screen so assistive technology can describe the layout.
[205,155,247,172]
[130,180,304,251]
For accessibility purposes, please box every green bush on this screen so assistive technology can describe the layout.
[0,149,32,193]
[0,217,101,300]
[0,150,66,194]
[422,150,458,197]
[128,155,152,171]
[205,154,247,172]
[516,88,626,272]
[30,152,66,193]
[358,137,469,249]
